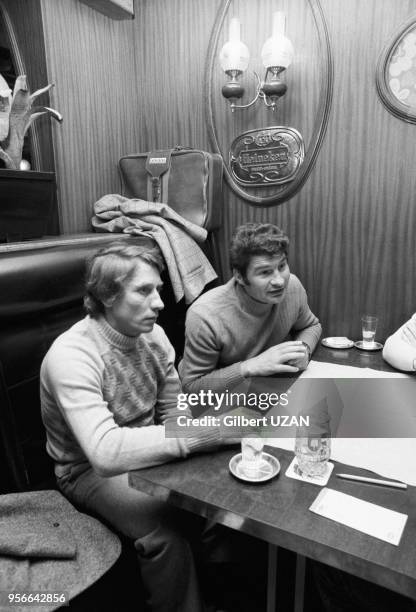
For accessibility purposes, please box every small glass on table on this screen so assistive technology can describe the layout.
[294,434,331,478]
[229,432,280,482]
[294,398,331,479]
[361,315,378,349]
[240,435,264,476]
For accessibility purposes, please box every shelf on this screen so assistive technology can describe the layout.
[79,0,134,20]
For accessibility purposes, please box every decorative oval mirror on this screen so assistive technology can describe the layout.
[204,0,333,206]
[0,0,41,169]
[376,15,416,124]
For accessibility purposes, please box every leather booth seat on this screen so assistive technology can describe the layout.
[0,233,191,494]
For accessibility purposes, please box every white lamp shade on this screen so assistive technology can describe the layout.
[219,40,250,73]
[261,35,294,69]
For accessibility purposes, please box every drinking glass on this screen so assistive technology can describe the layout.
[294,434,331,478]
[294,398,331,478]
[361,315,377,348]
[241,435,264,475]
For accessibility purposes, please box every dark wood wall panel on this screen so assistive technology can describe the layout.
[37,0,416,340]
[40,0,143,233]
[133,0,219,150]
[308,0,416,340]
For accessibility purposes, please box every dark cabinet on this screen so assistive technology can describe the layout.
[0,170,59,243]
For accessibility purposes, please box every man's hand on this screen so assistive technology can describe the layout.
[241,341,308,377]
[286,353,309,371]
[287,342,310,371]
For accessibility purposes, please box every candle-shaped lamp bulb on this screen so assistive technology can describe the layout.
[261,11,294,70]
[229,17,240,42]
[272,12,285,38]
[219,16,250,74]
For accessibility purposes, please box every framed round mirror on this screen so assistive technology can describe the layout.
[376,15,416,124]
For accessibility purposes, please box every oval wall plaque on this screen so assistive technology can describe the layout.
[230,126,305,186]
[376,15,416,124]
[204,0,333,206]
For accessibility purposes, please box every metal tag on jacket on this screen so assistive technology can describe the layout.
[230,127,304,186]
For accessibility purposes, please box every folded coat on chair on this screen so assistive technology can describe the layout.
[0,490,121,612]
[92,194,217,304]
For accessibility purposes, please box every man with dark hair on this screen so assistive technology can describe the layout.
[40,242,229,612]
[179,222,321,393]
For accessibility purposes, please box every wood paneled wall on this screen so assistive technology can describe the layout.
[38,0,416,340]
[40,0,142,232]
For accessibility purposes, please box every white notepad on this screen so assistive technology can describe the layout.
[309,487,408,545]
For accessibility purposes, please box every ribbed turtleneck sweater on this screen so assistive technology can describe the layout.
[40,316,221,479]
[179,275,322,393]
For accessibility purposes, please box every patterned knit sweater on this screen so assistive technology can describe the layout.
[383,313,416,372]
[179,275,322,393]
[41,316,221,478]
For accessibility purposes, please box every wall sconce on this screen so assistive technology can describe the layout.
[219,12,294,112]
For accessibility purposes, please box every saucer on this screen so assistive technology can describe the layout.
[354,341,383,351]
[322,337,354,349]
[229,452,280,483]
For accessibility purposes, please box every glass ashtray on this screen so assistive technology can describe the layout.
[321,337,354,349]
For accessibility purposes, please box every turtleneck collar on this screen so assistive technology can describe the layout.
[93,315,139,350]
[232,278,275,316]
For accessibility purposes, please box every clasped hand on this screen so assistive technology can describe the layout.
[241,341,308,377]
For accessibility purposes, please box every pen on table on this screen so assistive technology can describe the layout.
[336,473,407,490]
